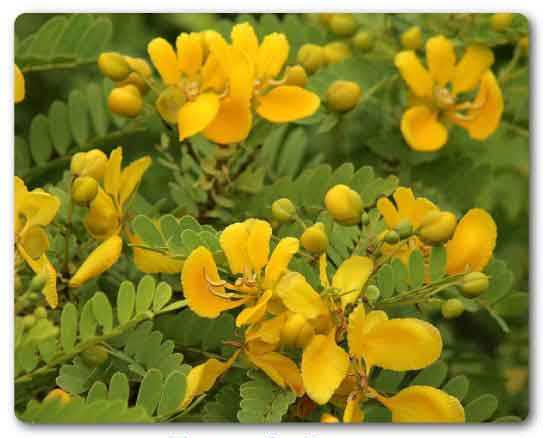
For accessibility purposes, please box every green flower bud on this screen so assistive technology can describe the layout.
[441,298,464,319]
[29,274,48,292]
[297,44,326,74]
[285,65,308,87]
[156,86,186,124]
[460,272,489,297]
[34,306,47,319]
[81,345,110,368]
[325,80,362,112]
[271,198,297,223]
[108,85,143,118]
[365,285,381,302]
[384,230,400,244]
[97,52,131,81]
[361,212,370,226]
[401,26,423,50]
[324,184,363,225]
[22,315,36,328]
[329,14,358,37]
[323,41,352,65]
[301,222,329,254]
[491,13,513,32]
[71,176,99,205]
[353,31,375,52]
[418,210,457,244]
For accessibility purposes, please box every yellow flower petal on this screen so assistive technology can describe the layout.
[411,197,438,229]
[262,237,299,289]
[219,221,249,275]
[394,51,434,98]
[377,386,465,423]
[176,32,203,78]
[256,33,289,79]
[393,187,416,220]
[452,45,494,95]
[446,208,496,275]
[332,256,373,308]
[452,71,503,141]
[17,191,60,231]
[347,304,367,360]
[343,393,365,423]
[236,290,273,327]
[246,350,305,396]
[128,232,183,274]
[147,38,180,85]
[245,313,286,346]
[301,331,350,405]
[15,64,25,103]
[231,22,259,60]
[377,197,401,229]
[201,54,227,93]
[177,92,220,141]
[246,219,272,273]
[425,35,456,87]
[104,147,123,202]
[17,244,58,308]
[181,246,248,318]
[119,156,152,208]
[256,85,320,123]
[69,235,123,288]
[19,226,49,259]
[203,97,252,145]
[84,188,120,240]
[401,105,448,152]
[319,253,330,288]
[275,271,328,320]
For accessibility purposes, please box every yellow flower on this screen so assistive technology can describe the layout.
[395,35,503,151]
[15,64,25,103]
[181,219,299,322]
[14,177,60,308]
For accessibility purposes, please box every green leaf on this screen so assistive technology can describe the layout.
[48,101,72,155]
[92,292,113,333]
[86,82,109,137]
[29,114,53,165]
[157,370,186,416]
[15,136,31,175]
[68,89,90,147]
[79,300,97,341]
[275,127,307,177]
[76,17,113,60]
[410,360,448,387]
[408,249,425,288]
[442,375,470,402]
[153,282,172,312]
[87,381,108,403]
[429,245,447,281]
[132,215,165,247]
[136,275,156,314]
[494,291,528,319]
[465,394,499,423]
[60,303,78,353]
[391,258,408,292]
[55,15,94,57]
[136,369,164,416]
[376,264,395,298]
[485,259,514,304]
[108,372,129,405]
[26,16,67,58]
[372,370,405,393]
[117,281,136,325]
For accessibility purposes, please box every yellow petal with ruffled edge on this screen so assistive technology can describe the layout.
[426,35,456,87]
[17,191,60,231]
[359,316,442,372]
[69,235,123,288]
[236,290,273,327]
[446,208,496,275]
[262,237,299,289]
[219,221,249,275]
[176,32,203,78]
[128,232,183,274]
[84,188,120,240]
[256,86,320,123]
[452,71,503,141]
[401,105,448,152]
[451,45,494,95]
[147,38,180,85]
[394,51,434,98]
[275,271,328,320]
[246,219,272,273]
[17,244,58,308]
[256,33,289,79]
[377,197,401,229]
[301,331,350,405]
[231,22,259,60]
[203,97,253,144]
[332,256,373,308]
[15,65,25,103]
[177,92,220,141]
[119,156,152,208]
[181,246,248,318]
[246,350,305,396]
[104,147,122,203]
[376,386,465,423]
[343,393,365,423]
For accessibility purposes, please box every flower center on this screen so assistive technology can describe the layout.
[434,85,456,109]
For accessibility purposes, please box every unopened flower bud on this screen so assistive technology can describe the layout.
[321,413,340,423]
[491,13,513,32]
[71,149,108,180]
[441,298,464,319]
[418,211,457,244]
[285,65,308,87]
[323,41,352,65]
[22,315,36,328]
[271,198,297,223]
[108,85,143,118]
[401,26,423,50]
[297,44,326,74]
[124,56,152,78]
[117,72,148,94]
[71,176,99,205]
[156,86,186,124]
[329,14,358,37]
[97,52,131,81]
[361,212,370,226]
[325,184,363,225]
[301,222,329,254]
[29,273,48,292]
[460,272,489,298]
[395,219,413,240]
[365,284,381,302]
[384,230,400,244]
[353,31,374,52]
[44,389,71,405]
[34,306,47,319]
[326,80,362,112]
[81,344,110,368]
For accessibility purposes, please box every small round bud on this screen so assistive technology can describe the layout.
[44,389,71,405]
[156,86,186,124]
[71,176,99,205]
[301,222,329,254]
[323,41,352,65]
[321,413,340,423]
[441,298,464,319]
[285,65,308,87]
[22,315,36,328]
[395,219,413,240]
[491,13,513,32]
[81,345,110,368]
[365,285,381,302]
[418,210,457,244]
[361,212,370,226]
[271,198,297,223]
[325,184,363,225]
[518,36,529,55]
[28,292,39,302]
[108,85,143,118]
[460,272,489,298]
[71,149,108,180]
[401,26,423,50]
[329,14,358,37]
[353,31,374,52]
[70,152,87,176]
[297,44,326,74]
[34,306,47,319]
[97,52,131,81]
[29,274,48,292]
[384,230,400,244]
[326,80,362,112]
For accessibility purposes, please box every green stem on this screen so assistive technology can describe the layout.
[20,59,97,74]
